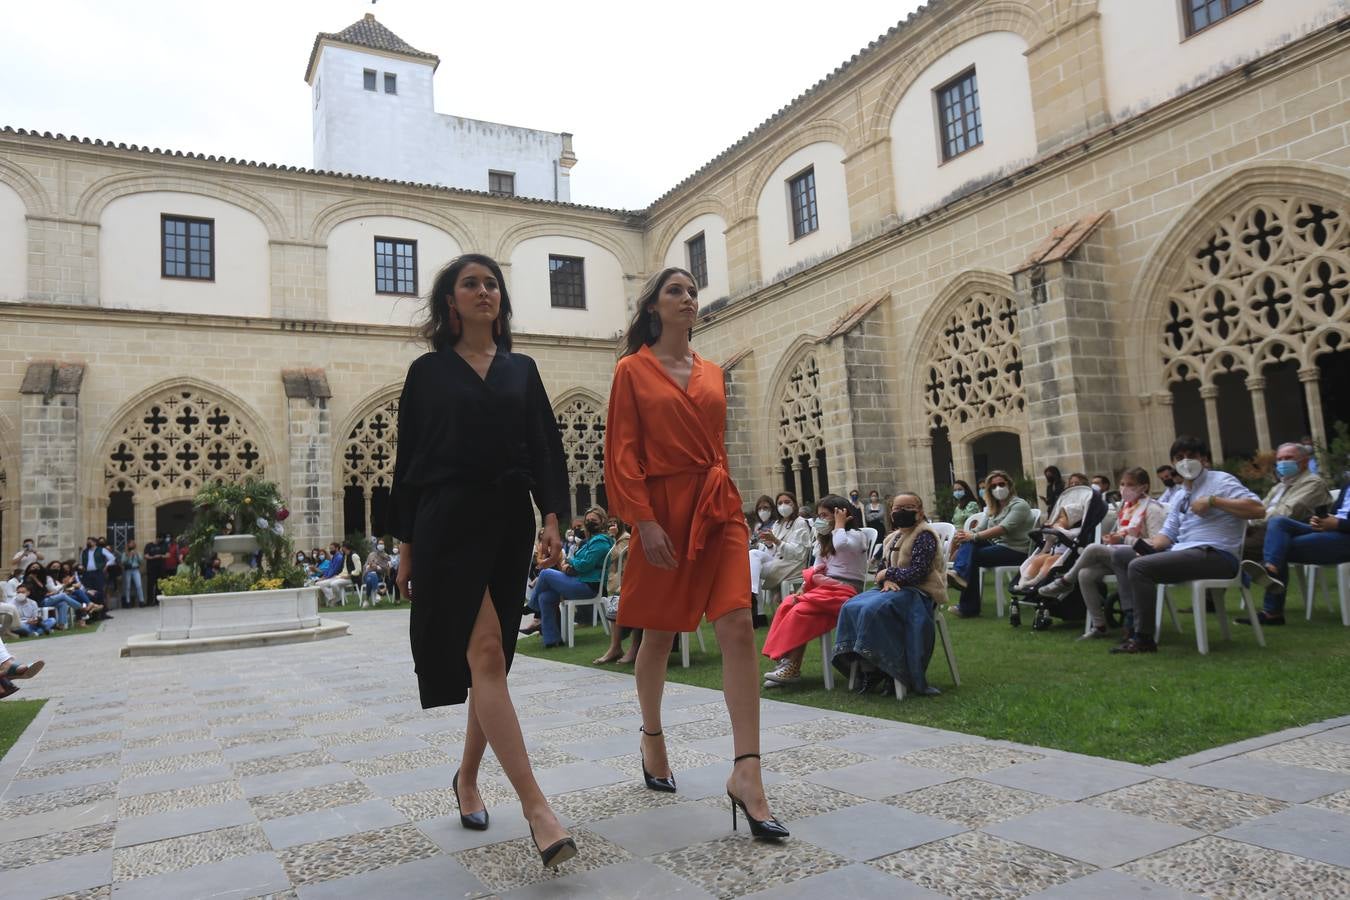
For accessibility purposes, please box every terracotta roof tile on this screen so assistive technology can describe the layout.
[1014,211,1109,273]
[305,13,439,82]
[820,292,889,341]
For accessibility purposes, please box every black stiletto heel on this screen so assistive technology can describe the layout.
[727,753,789,839]
[530,822,578,869]
[451,769,489,831]
[639,726,676,793]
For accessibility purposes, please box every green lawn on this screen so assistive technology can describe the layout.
[326,599,411,613]
[4,622,102,643]
[0,699,45,760]
[515,581,1350,765]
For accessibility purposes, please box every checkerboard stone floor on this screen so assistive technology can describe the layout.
[3,610,1349,900]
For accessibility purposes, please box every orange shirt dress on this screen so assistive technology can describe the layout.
[603,345,751,632]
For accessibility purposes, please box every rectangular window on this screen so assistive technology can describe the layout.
[937,67,983,161]
[488,170,516,197]
[788,168,819,240]
[686,232,708,288]
[161,215,214,280]
[384,72,397,94]
[363,69,377,91]
[1184,0,1255,36]
[548,255,586,309]
[374,237,417,295]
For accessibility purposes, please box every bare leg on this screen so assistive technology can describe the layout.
[634,628,674,778]
[619,629,642,664]
[593,623,625,665]
[464,591,568,849]
[785,645,806,668]
[715,609,774,820]
[455,691,490,814]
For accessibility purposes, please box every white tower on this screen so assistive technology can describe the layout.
[305,14,577,201]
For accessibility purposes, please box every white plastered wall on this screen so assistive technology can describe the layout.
[507,236,627,339]
[326,217,461,327]
[756,143,850,284]
[1099,0,1350,119]
[0,183,25,301]
[663,213,730,302]
[99,192,270,317]
[891,31,1037,219]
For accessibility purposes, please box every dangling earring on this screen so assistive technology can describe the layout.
[648,315,663,340]
[492,317,502,339]
[688,327,694,341]
[449,307,461,336]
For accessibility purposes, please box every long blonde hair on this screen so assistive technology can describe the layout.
[984,469,1017,516]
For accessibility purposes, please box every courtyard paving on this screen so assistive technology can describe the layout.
[2,609,1349,899]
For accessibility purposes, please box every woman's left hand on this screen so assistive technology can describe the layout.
[833,507,849,529]
[541,516,562,560]
[881,580,901,592]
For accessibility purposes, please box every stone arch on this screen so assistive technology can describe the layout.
[735,121,853,221]
[766,338,831,503]
[866,1,1045,143]
[493,220,639,275]
[97,379,278,515]
[1133,164,1350,458]
[310,198,476,251]
[0,157,53,217]
[553,388,608,518]
[75,172,288,239]
[647,196,734,272]
[335,386,403,536]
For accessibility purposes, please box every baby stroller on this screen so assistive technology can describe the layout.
[1007,484,1108,630]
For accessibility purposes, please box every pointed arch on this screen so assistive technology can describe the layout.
[765,336,831,503]
[553,388,608,517]
[76,172,288,239]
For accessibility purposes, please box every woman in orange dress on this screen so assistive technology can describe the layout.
[604,267,787,840]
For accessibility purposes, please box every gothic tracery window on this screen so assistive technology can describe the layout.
[922,289,1025,432]
[777,351,829,502]
[555,396,605,516]
[341,397,398,535]
[104,388,264,495]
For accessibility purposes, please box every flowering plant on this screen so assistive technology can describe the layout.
[180,477,302,588]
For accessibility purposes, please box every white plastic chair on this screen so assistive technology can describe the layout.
[1155,527,1263,654]
[561,546,616,648]
[930,522,956,572]
[679,621,708,668]
[1302,562,1350,626]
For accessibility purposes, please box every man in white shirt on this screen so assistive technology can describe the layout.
[10,538,42,572]
[1112,436,1264,654]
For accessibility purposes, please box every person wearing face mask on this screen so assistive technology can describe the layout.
[948,470,1034,617]
[1111,435,1264,654]
[1240,443,1329,564]
[523,507,613,648]
[832,493,947,696]
[747,492,813,609]
[847,490,866,523]
[1042,467,1066,514]
[11,539,42,573]
[762,496,869,686]
[363,540,393,605]
[864,491,886,532]
[1039,468,1168,638]
[950,481,981,527]
[79,537,116,607]
[1155,465,1183,511]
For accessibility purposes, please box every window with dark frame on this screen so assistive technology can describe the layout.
[548,255,586,309]
[488,170,516,197]
[161,215,214,281]
[1184,0,1255,36]
[686,232,709,288]
[937,67,983,161]
[363,69,376,91]
[788,168,819,240]
[384,72,397,94]
[374,238,417,295]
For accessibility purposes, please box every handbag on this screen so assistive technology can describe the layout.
[603,594,620,621]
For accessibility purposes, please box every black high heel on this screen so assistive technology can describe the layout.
[451,769,489,831]
[639,726,676,793]
[529,822,578,869]
[727,753,789,839]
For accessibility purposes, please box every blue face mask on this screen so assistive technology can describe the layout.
[1275,460,1300,480]
[953,490,966,500]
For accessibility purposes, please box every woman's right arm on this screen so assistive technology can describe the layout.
[604,363,677,569]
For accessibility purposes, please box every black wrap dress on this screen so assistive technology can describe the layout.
[388,347,569,708]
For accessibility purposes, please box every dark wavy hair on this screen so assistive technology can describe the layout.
[418,254,514,353]
[814,493,860,558]
[620,267,695,358]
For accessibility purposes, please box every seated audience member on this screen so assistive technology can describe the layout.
[11,538,42,573]
[1156,464,1183,510]
[314,542,349,605]
[1243,442,1329,561]
[1111,436,1263,654]
[948,470,1035,615]
[950,480,981,527]
[10,585,55,636]
[1040,467,1168,637]
[1066,472,1090,489]
[0,635,43,699]
[1091,474,1111,495]
[594,526,644,665]
[762,495,869,686]
[748,492,813,603]
[1043,466,1066,513]
[35,563,93,628]
[1241,467,1350,625]
[1011,484,1098,591]
[363,539,392,603]
[524,507,614,648]
[832,493,947,696]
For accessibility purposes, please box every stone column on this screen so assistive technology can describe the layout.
[19,362,85,558]
[282,369,334,552]
[27,217,99,304]
[1025,8,1109,153]
[1200,384,1224,462]
[842,139,897,240]
[1299,367,1326,450]
[723,216,761,296]
[1246,375,1272,453]
[839,303,902,496]
[720,350,758,503]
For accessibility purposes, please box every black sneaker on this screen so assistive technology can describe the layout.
[1110,636,1158,654]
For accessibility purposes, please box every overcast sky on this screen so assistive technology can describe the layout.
[1,0,925,210]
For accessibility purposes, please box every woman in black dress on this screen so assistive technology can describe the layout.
[390,254,576,868]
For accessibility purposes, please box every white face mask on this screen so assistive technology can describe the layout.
[1091,484,1103,493]
[1175,458,1204,481]
[777,503,795,518]
[812,517,832,534]
[376,544,385,551]
[991,486,1010,501]
[757,509,772,523]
